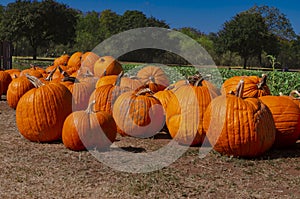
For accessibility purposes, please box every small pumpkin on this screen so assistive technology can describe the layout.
[204,79,276,157]
[62,101,117,151]
[5,68,21,79]
[16,74,72,142]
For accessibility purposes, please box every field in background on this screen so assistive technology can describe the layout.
[11,56,300,95]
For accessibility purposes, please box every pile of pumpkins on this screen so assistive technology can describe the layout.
[0,51,299,158]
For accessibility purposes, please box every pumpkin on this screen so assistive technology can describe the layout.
[6,76,35,109]
[61,76,95,111]
[5,68,21,79]
[112,88,165,138]
[93,56,123,78]
[53,54,70,67]
[165,78,218,146]
[221,74,270,98]
[259,95,300,148]
[203,79,276,157]
[81,51,99,72]
[67,51,83,68]
[91,72,132,115]
[136,65,170,93]
[16,74,72,142]
[284,90,300,108]
[95,75,118,89]
[0,71,12,95]
[62,101,117,151]
[20,65,44,78]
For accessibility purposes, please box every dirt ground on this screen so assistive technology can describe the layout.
[0,98,299,199]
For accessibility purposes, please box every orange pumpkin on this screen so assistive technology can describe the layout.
[204,80,276,157]
[112,88,165,138]
[93,56,123,78]
[259,95,300,148]
[53,54,70,67]
[7,76,35,109]
[67,51,83,68]
[81,51,99,72]
[5,68,21,79]
[221,74,270,98]
[136,65,170,93]
[62,101,117,151]
[0,71,12,95]
[165,78,218,146]
[16,75,72,142]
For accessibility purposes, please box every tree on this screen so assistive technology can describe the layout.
[146,16,169,28]
[119,10,148,31]
[217,12,270,68]
[248,5,296,40]
[99,9,121,39]
[0,0,78,59]
[75,11,102,51]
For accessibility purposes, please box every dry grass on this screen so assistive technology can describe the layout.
[0,99,299,199]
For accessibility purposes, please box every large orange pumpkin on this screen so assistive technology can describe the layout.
[165,78,218,146]
[112,88,165,138]
[204,80,276,157]
[259,95,300,148]
[53,54,70,67]
[16,75,72,142]
[62,101,117,151]
[93,56,123,78]
[221,74,270,98]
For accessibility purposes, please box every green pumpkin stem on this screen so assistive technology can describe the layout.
[235,79,244,98]
[25,74,45,88]
[257,74,267,89]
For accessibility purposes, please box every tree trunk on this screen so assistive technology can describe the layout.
[32,47,37,60]
[243,57,248,69]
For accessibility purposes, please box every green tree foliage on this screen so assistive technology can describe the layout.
[0,0,78,59]
[99,9,121,39]
[75,11,102,51]
[217,12,270,68]
[248,5,296,40]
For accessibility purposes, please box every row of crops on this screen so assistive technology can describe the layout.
[123,64,300,95]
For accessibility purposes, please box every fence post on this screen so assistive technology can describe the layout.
[2,41,13,70]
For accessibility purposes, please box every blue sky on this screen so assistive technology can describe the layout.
[1,0,299,34]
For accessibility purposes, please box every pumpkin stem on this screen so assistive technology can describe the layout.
[86,100,96,114]
[194,78,204,86]
[25,74,45,88]
[45,66,57,81]
[289,90,300,99]
[235,79,244,98]
[149,76,155,83]
[62,76,80,83]
[114,71,124,86]
[30,64,37,70]
[257,74,267,89]
[135,88,155,96]
[58,66,69,77]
